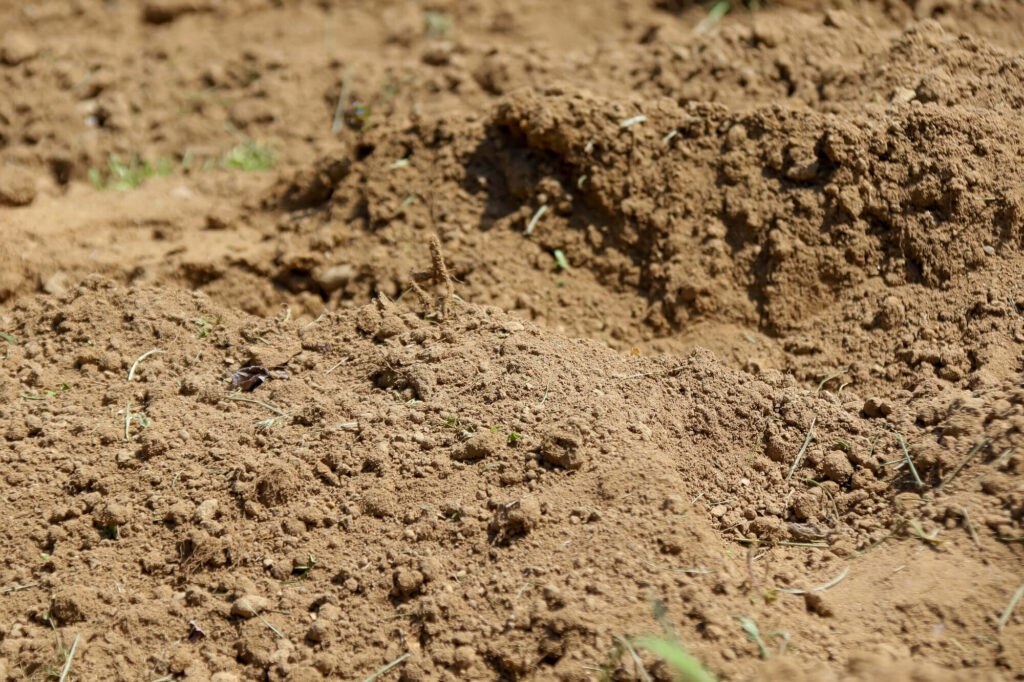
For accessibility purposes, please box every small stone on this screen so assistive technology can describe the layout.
[41,272,70,296]
[193,499,219,523]
[862,397,893,418]
[315,264,356,293]
[982,245,995,256]
[1,32,39,65]
[890,87,917,104]
[821,451,854,483]
[231,595,270,618]
[453,645,477,670]
[306,619,333,643]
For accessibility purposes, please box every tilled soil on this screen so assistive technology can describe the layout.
[1,1,1023,681]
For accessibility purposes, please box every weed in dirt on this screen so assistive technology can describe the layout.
[815,368,848,395]
[99,524,119,540]
[423,10,452,38]
[906,520,944,549]
[194,316,223,338]
[221,142,275,171]
[733,615,787,659]
[633,637,716,682]
[40,631,78,682]
[0,331,18,345]
[89,154,173,190]
[552,249,570,272]
[255,416,287,432]
[127,348,165,382]
[694,0,731,35]
[507,431,522,445]
[292,554,317,579]
[123,400,151,441]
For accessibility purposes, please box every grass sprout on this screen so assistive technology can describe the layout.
[525,203,548,236]
[633,637,716,682]
[694,1,730,35]
[128,349,165,382]
[221,141,275,171]
[424,10,453,38]
[733,615,786,659]
[89,154,173,190]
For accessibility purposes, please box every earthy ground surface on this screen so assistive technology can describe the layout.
[2,0,1024,680]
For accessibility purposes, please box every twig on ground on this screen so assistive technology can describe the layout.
[895,433,924,488]
[775,566,850,595]
[997,579,1024,631]
[362,653,411,682]
[225,394,288,417]
[939,439,988,489]
[786,418,816,481]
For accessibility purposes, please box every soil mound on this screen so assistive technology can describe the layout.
[1,278,1022,680]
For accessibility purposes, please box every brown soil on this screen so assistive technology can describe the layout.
[2,1,1024,681]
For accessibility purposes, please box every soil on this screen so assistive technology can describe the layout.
[1,1,1023,681]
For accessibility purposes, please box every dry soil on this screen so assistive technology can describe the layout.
[1,1,1024,681]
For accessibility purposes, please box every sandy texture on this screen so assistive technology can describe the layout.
[1,1,1023,680]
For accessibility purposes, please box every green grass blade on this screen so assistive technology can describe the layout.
[633,637,716,682]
